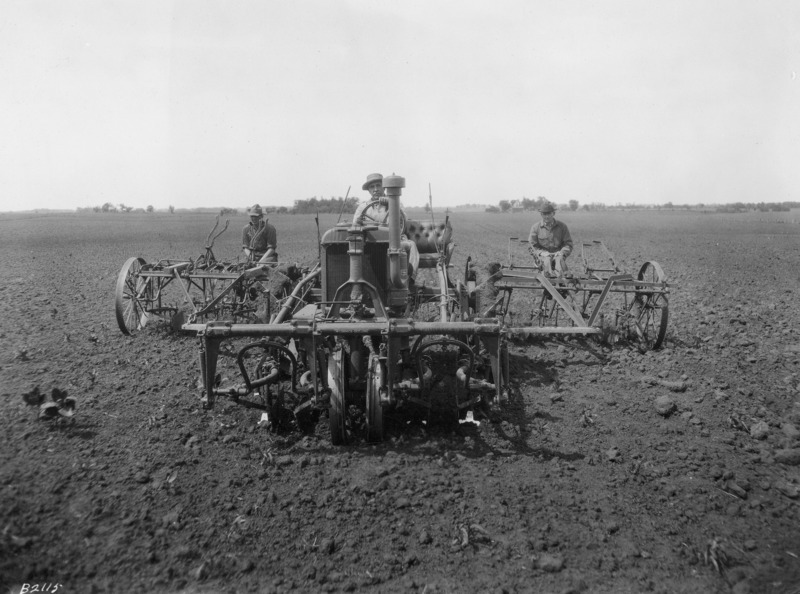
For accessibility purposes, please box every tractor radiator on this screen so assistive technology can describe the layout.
[322,242,388,302]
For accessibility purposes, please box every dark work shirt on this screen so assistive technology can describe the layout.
[242,220,277,253]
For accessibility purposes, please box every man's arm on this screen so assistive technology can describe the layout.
[559,223,574,257]
[242,226,252,256]
[527,223,540,252]
[528,223,548,258]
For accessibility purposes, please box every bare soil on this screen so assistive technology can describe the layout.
[1,210,799,594]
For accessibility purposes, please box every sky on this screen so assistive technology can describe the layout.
[1,0,799,212]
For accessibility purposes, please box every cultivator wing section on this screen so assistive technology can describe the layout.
[114,215,311,335]
[500,237,671,350]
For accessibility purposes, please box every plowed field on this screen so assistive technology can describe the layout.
[2,209,799,594]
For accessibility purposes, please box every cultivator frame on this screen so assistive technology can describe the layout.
[114,216,302,335]
[115,177,672,445]
[496,237,670,351]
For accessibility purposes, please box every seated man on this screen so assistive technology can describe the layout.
[355,173,419,279]
[242,204,278,263]
[528,201,573,277]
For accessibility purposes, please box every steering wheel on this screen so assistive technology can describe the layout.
[353,200,406,232]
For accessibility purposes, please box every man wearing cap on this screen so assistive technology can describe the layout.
[528,201,573,277]
[242,204,278,263]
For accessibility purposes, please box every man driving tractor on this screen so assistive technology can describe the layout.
[355,173,419,280]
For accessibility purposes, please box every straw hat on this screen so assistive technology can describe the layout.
[362,173,383,190]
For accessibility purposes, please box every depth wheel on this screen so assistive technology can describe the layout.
[328,347,347,445]
[631,261,669,351]
[115,257,151,335]
[365,354,384,443]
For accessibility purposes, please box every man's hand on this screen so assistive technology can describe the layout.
[243,248,252,258]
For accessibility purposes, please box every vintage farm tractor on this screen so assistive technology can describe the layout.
[115,175,671,444]
[181,176,508,443]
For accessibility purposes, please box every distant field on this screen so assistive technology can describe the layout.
[2,206,797,268]
[2,207,800,592]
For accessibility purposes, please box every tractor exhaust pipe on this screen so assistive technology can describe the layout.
[383,175,409,307]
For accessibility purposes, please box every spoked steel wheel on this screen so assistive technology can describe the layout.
[629,261,669,351]
[115,257,152,335]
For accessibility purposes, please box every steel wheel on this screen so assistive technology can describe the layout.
[365,354,384,443]
[115,257,152,335]
[328,347,347,445]
[630,261,669,351]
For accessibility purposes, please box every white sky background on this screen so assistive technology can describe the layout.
[1,0,799,212]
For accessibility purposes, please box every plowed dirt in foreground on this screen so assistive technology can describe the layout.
[1,210,799,594]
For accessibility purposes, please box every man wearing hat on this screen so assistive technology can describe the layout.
[363,172,385,201]
[528,201,573,277]
[354,173,419,279]
[242,203,278,263]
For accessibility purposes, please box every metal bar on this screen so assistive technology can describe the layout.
[587,274,632,327]
[192,272,247,317]
[186,319,506,339]
[497,277,667,290]
[506,326,601,337]
[173,267,199,313]
[536,274,587,327]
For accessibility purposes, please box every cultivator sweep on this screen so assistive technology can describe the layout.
[115,175,671,444]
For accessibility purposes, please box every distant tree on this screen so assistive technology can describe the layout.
[146,205,154,213]
[424,203,431,213]
[168,205,175,214]
[276,206,289,214]
[292,196,357,214]
[499,200,511,212]
[521,197,536,210]
[485,205,500,213]
[664,201,673,209]
[568,199,579,211]
[101,202,114,213]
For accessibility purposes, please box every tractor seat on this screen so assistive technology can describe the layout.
[405,220,453,268]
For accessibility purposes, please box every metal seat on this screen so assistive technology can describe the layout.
[405,220,453,268]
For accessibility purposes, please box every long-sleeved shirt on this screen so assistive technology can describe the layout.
[528,219,573,256]
[242,220,277,253]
